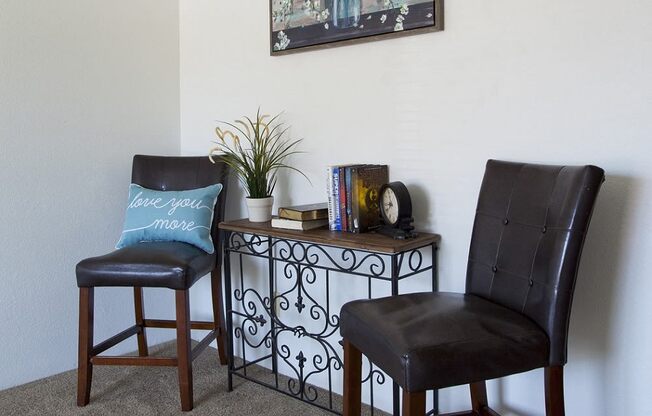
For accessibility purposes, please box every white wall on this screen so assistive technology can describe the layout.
[0,0,180,389]
[180,1,652,415]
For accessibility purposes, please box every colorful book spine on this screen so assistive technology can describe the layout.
[351,164,389,233]
[339,166,348,232]
[327,163,387,233]
[351,166,361,233]
[345,165,360,233]
[326,166,335,230]
[345,167,352,232]
[332,166,342,231]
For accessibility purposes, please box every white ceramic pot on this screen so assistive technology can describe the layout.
[246,196,274,222]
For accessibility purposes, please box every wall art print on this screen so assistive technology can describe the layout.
[270,0,443,55]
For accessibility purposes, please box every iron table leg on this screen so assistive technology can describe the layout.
[223,231,234,392]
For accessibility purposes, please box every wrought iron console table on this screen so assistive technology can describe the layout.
[220,219,441,415]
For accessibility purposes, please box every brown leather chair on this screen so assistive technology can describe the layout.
[75,155,230,411]
[341,160,605,416]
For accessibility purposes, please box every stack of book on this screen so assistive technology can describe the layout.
[270,203,329,230]
[326,164,389,233]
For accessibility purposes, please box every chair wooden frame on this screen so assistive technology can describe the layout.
[342,340,565,416]
[77,268,228,411]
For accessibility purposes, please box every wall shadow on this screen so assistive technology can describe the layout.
[407,182,434,232]
[494,379,539,416]
[491,174,636,416]
[566,174,636,409]
[224,173,245,220]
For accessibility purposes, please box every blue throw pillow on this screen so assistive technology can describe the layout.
[116,183,223,254]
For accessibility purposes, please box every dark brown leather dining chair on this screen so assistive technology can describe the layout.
[75,155,230,411]
[341,160,605,416]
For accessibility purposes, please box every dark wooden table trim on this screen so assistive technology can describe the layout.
[219,219,440,254]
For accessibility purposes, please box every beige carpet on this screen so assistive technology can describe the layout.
[0,342,384,416]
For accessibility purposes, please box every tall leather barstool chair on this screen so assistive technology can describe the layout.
[341,160,604,416]
[76,155,230,411]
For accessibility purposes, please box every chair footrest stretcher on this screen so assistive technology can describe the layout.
[438,407,501,416]
[90,323,218,367]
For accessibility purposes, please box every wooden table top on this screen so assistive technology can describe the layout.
[219,219,441,254]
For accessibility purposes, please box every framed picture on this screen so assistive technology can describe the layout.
[270,0,444,55]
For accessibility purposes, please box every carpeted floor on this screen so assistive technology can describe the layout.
[0,342,385,416]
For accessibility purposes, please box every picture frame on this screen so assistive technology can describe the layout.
[269,0,444,56]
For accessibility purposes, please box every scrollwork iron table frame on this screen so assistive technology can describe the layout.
[220,220,441,416]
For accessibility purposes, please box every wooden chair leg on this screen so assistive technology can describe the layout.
[343,339,362,416]
[133,287,149,357]
[211,269,228,365]
[470,380,489,412]
[545,366,565,416]
[402,390,426,416]
[176,289,193,411]
[77,287,94,406]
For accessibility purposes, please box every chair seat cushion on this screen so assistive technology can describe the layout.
[76,242,215,290]
[340,292,549,392]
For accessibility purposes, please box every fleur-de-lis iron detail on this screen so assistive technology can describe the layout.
[295,295,305,313]
[296,351,307,369]
[255,314,267,326]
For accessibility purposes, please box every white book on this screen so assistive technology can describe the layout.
[326,166,335,230]
[271,217,329,231]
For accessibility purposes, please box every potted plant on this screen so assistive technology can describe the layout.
[209,109,307,222]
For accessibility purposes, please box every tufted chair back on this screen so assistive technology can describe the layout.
[131,155,230,262]
[466,160,604,365]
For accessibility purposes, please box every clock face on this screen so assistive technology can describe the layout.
[382,188,399,225]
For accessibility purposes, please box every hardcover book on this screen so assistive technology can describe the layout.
[351,165,389,233]
[345,164,366,232]
[326,167,335,230]
[327,165,353,231]
[271,216,329,231]
[278,203,328,221]
[338,166,348,232]
[332,166,342,231]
